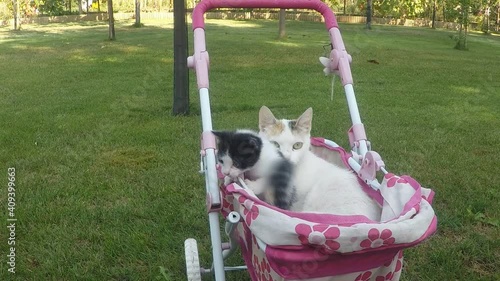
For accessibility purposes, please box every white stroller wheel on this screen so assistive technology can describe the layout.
[184,238,202,281]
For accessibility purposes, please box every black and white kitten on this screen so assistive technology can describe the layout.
[212,129,296,210]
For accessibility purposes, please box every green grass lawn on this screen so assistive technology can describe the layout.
[0,18,499,280]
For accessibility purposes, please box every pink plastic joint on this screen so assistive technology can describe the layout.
[348,123,367,148]
[206,192,222,213]
[358,151,385,183]
[188,29,211,89]
[201,131,217,150]
[328,28,353,86]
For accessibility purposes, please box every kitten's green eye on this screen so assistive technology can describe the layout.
[293,142,303,150]
[271,141,280,148]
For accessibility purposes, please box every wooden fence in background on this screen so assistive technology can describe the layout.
[2,11,485,31]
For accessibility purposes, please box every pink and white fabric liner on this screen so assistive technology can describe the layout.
[220,138,437,281]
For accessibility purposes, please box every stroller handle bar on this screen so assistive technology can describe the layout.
[190,0,367,162]
[192,0,339,30]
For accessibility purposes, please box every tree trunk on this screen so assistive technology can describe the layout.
[173,0,189,115]
[343,0,346,15]
[135,0,141,26]
[108,0,115,40]
[431,0,436,28]
[278,9,286,39]
[455,5,468,50]
[464,20,468,47]
[484,6,489,34]
[497,4,499,32]
[443,0,446,22]
[457,22,464,48]
[78,0,83,14]
[366,0,372,29]
[486,0,491,34]
[13,0,19,30]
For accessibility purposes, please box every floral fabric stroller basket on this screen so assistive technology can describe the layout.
[220,138,436,281]
[184,0,437,280]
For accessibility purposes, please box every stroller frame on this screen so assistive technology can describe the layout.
[184,0,431,280]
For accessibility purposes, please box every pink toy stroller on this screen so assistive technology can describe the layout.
[184,0,437,280]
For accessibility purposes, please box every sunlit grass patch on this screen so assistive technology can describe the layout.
[0,18,499,280]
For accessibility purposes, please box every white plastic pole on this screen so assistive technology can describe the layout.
[344,84,368,159]
[209,212,225,281]
[199,87,225,281]
[200,88,213,131]
[199,88,220,205]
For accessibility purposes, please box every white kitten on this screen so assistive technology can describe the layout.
[259,106,381,221]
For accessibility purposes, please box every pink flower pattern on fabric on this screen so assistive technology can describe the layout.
[360,228,396,249]
[295,223,341,254]
[376,271,394,281]
[221,195,234,216]
[395,251,403,272]
[223,196,233,209]
[384,173,408,188]
[253,253,274,281]
[239,197,259,226]
[355,271,372,281]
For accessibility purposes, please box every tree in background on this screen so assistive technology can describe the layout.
[366,0,372,29]
[134,0,141,27]
[482,0,490,33]
[372,0,429,19]
[107,0,115,40]
[278,8,285,38]
[455,0,470,50]
[172,0,188,115]
[497,0,500,32]
[38,0,65,16]
[13,0,19,29]
[432,0,437,28]
[479,0,500,33]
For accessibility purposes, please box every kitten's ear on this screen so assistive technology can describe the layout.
[259,106,277,132]
[294,107,313,134]
[211,130,228,145]
[212,131,221,148]
[212,130,222,140]
[237,137,259,155]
